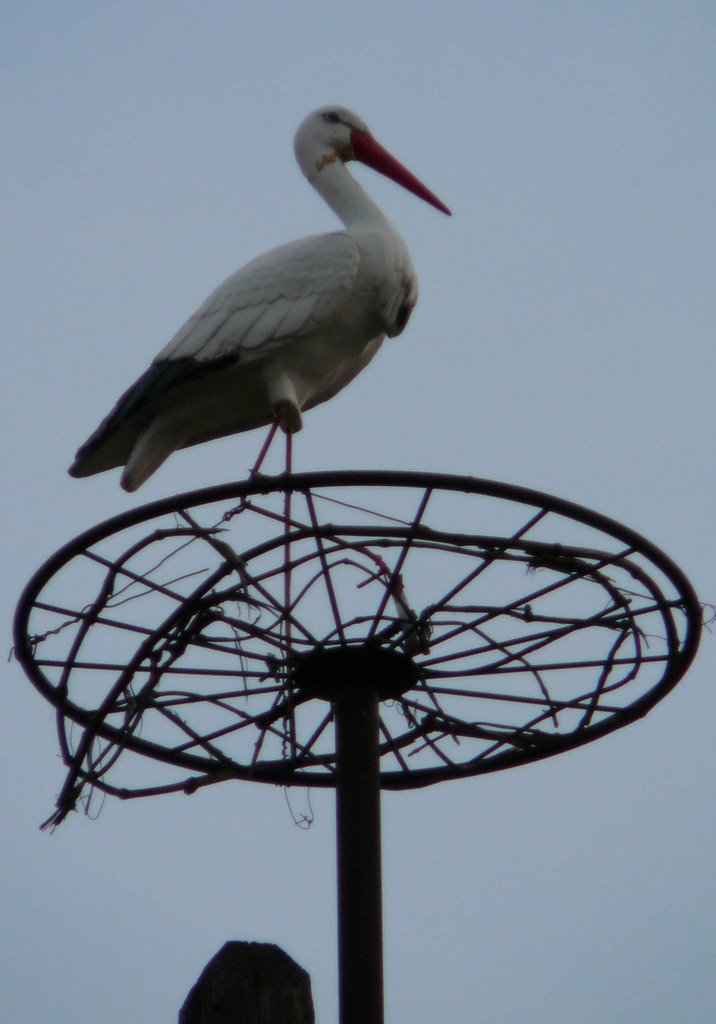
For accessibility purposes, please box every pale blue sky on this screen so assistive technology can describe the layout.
[3,4,715,1022]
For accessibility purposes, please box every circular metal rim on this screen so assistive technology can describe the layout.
[13,470,703,790]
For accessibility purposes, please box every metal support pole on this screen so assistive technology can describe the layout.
[334,680,384,1024]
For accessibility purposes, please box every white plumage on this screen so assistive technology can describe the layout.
[69,105,450,491]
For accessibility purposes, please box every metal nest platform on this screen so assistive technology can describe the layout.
[14,470,701,820]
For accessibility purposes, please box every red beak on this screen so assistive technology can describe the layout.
[350,129,451,216]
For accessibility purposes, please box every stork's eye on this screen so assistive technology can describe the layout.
[322,111,340,124]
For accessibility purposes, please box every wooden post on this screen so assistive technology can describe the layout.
[179,941,314,1024]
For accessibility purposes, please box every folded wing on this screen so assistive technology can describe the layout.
[69,232,361,483]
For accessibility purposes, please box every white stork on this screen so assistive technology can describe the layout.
[69,105,450,491]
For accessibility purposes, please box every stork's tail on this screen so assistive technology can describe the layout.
[120,415,187,491]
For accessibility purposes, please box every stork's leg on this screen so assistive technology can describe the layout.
[285,425,293,475]
[248,419,281,478]
[273,397,298,476]
[249,400,299,479]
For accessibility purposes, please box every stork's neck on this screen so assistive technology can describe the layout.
[302,153,393,230]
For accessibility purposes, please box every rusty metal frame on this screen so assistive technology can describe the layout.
[14,471,701,826]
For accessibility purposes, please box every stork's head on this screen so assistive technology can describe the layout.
[294,106,451,216]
